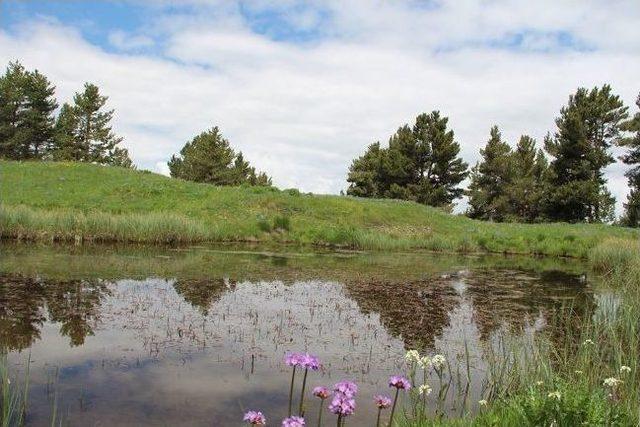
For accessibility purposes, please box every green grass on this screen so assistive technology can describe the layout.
[1,160,638,255]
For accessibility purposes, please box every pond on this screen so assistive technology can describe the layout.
[0,243,599,426]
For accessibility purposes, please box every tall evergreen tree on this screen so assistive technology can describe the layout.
[346,111,468,208]
[619,94,640,227]
[411,112,469,206]
[52,103,82,161]
[544,85,627,222]
[506,135,548,222]
[345,142,384,198]
[51,83,133,167]
[466,126,513,221]
[168,127,271,186]
[0,61,57,159]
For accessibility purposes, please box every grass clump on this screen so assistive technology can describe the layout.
[1,160,638,254]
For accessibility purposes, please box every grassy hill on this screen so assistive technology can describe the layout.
[1,160,637,256]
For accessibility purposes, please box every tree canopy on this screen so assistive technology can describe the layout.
[347,111,468,209]
[0,61,133,168]
[51,83,133,167]
[168,127,271,186]
[466,126,514,221]
[0,61,57,159]
[544,85,627,222]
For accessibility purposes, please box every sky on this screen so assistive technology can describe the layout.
[1,0,639,214]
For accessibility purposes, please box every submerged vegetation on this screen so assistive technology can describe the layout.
[1,161,638,255]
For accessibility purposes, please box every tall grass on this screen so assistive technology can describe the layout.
[0,204,217,244]
[1,353,30,427]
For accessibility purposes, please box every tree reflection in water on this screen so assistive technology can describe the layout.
[0,274,111,350]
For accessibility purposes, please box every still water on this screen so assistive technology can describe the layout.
[0,243,598,426]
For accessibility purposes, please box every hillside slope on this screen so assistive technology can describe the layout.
[1,160,637,256]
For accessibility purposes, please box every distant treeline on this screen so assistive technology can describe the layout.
[347,87,640,227]
[1,61,638,227]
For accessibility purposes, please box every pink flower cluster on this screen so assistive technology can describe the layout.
[281,416,305,427]
[389,375,411,390]
[329,380,357,416]
[312,386,330,399]
[243,411,266,425]
[373,394,392,409]
[284,352,321,370]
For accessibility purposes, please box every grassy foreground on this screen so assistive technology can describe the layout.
[1,160,638,256]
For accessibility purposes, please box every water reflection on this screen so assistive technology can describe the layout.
[0,246,597,426]
[0,275,110,350]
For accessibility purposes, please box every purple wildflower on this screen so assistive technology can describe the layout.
[243,411,266,425]
[300,353,321,370]
[389,375,411,390]
[333,380,358,398]
[373,394,392,409]
[328,392,356,416]
[285,352,303,367]
[313,386,330,399]
[282,416,305,427]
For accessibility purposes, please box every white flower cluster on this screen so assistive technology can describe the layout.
[603,377,623,388]
[431,354,446,370]
[418,384,432,396]
[620,365,631,374]
[547,391,562,401]
[404,350,446,370]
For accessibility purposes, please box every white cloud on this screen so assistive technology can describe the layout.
[1,1,639,215]
[108,30,154,51]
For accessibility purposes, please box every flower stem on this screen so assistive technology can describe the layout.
[317,398,324,427]
[288,366,297,417]
[388,388,400,427]
[336,414,342,427]
[376,408,382,427]
[298,368,309,415]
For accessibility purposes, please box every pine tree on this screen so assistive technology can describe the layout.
[346,111,468,208]
[168,127,271,186]
[52,103,82,161]
[410,112,469,207]
[345,142,384,198]
[544,85,627,222]
[0,61,57,159]
[466,126,513,221]
[619,94,640,227]
[506,136,548,222]
[51,83,133,167]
